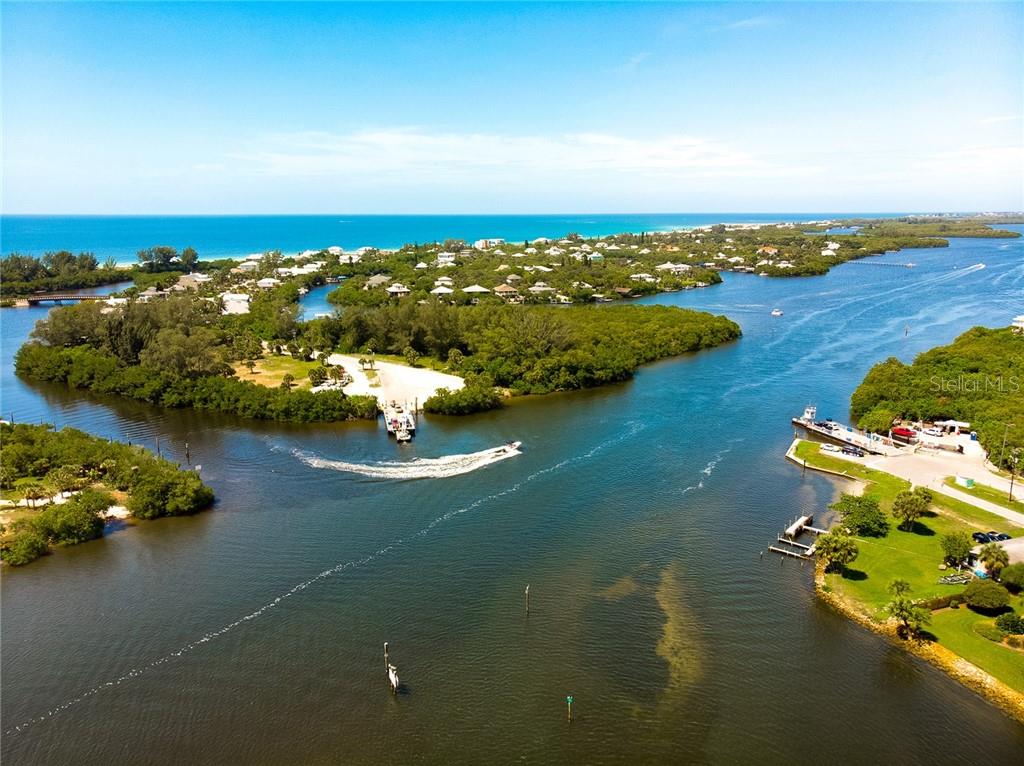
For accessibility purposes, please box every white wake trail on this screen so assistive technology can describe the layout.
[4,423,642,737]
[294,444,522,480]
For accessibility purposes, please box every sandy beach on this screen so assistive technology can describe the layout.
[325,354,464,406]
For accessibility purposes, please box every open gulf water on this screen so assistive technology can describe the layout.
[0,213,908,263]
[1,223,1023,764]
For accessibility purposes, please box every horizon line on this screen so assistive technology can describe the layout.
[5,210,1020,218]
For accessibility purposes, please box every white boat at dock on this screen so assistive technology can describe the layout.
[791,405,904,456]
[383,401,416,437]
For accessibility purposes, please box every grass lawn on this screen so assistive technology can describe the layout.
[794,440,909,511]
[233,355,320,390]
[930,605,1024,692]
[944,476,1024,514]
[797,440,1024,693]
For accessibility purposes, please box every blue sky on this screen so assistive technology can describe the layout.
[2,1,1021,213]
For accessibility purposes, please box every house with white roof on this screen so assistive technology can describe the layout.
[430,285,454,295]
[462,284,491,294]
[630,273,658,283]
[528,281,555,294]
[474,238,505,250]
[237,260,260,273]
[256,277,282,289]
[220,292,251,315]
[386,283,411,297]
[434,275,454,286]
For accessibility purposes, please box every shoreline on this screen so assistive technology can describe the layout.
[793,440,1024,723]
[815,564,1024,724]
[2,212,909,264]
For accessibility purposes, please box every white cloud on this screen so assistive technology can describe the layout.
[979,114,1023,125]
[229,128,776,181]
[617,51,651,73]
[724,16,775,31]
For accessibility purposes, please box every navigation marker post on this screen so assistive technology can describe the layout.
[525,584,530,615]
[566,695,573,722]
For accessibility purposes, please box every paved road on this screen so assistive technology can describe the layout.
[858,450,1024,527]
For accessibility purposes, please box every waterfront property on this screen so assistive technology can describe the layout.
[793,439,1024,715]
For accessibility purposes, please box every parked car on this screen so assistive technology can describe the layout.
[972,532,993,544]
[821,444,841,453]
[993,533,1012,541]
[841,446,865,457]
[891,427,917,441]
[923,427,943,437]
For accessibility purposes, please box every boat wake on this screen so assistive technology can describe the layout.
[293,443,522,480]
[4,425,641,737]
[678,447,733,496]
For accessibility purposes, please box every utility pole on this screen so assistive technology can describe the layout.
[999,422,1014,469]
[1010,451,1020,503]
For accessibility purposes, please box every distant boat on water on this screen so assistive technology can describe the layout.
[771,308,784,317]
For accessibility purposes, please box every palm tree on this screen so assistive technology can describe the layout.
[22,483,47,509]
[979,542,1010,579]
[280,373,295,391]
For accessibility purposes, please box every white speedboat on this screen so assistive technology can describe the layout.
[771,308,784,317]
[501,441,522,453]
[396,428,412,443]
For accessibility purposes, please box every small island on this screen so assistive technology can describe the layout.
[0,423,215,567]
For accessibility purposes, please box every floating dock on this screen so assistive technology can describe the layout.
[792,405,904,456]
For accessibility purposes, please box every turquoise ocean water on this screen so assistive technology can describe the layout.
[1,213,909,264]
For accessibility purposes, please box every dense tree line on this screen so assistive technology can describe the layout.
[1,423,215,566]
[0,251,132,296]
[850,327,1024,467]
[15,344,378,422]
[16,294,377,422]
[305,302,740,402]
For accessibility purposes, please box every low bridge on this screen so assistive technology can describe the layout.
[23,293,113,305]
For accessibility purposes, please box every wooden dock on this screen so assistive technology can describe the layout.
[770,512,827,560]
